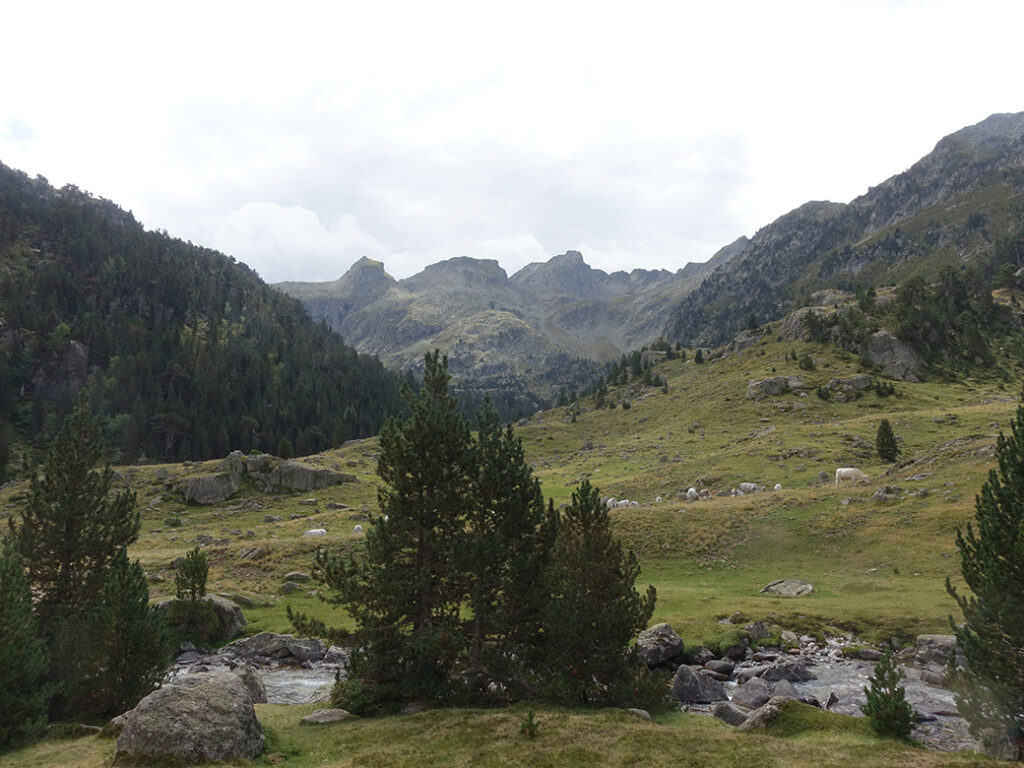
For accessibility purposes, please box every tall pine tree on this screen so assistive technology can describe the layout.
[946,397,1024,759]
[876,418,900,463]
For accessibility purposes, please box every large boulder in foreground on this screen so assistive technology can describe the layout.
[671,665,728,704]
[114,671,264,764]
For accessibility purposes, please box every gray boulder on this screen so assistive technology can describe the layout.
[671,665,728,704]
[738,696,791,732]
[223,632,327,664]
[712,701,749,726]
[760,579,814,597]
[731,676,772,709]
[745,621,772,641]
[863,330,921,382]
[156,594,246,643]
[183,472,241,505]
[268,461,352,492]
[704,659,735,676]
[300,708,351,725]
[762,660,816,683]
[114,672,264,764]
[746,376,789,399]
[634,623,684,667]
[915,634,958,667]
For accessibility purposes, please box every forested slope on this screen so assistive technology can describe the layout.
[0,164,405,477]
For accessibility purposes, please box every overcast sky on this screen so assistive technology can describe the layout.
[2,1,1022,283]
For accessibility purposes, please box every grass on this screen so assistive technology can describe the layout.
[1,324,1022,766]
[0,703,1003,768]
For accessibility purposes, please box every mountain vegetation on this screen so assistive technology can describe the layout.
[0,163,405,478]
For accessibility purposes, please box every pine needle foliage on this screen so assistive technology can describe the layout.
[861,648,915,739]
[946,397,1024,759]
[876,419,900,463]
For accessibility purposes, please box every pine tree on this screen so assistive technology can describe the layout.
[87,550,172,715]
[946,398,1024,758]
[540,479,657,705]
[694,349,704,364]
[467,400,556,686]
[861,648,915,739]
[0,544,53,746]
[876,418,900,463]
[175,546,209,602]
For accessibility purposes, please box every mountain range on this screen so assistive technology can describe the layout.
[277,112,1024,406]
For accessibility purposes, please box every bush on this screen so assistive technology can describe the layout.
[175,547,208,602]
[861,649,915,739]
[798,354,815,371]
[876,419,900,463]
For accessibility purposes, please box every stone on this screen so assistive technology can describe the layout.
[689,647,716,666]
[713,701,749,726]
[114,672,264,764]
[264,514,282,523]
[704,659,735,676]
[300,708,351,725]
[731,676,772,709]
[671,665,728,704]
[781,630,799,645]
[183,472,241,505]
[745,621,772,641]
[223,632,328,665]
[738,696,791,732]
[281,581,301,594]
[760,579,814,597]
[762,660,815,682]
[624,708,651,720]
[914,634,958,667]
[634,623,685,667]
[268,461,353,492]
[863,330,921,382]
[156,595,246,643]
[284,571,311,582]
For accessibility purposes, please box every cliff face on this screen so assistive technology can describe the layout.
[668,112,1024,346]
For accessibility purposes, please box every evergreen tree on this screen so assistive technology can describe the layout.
[946,398,1024,758]
[876,418,901,463]
[694,349,704,364]
[861,648,915,739]
[0,544,52,746]
[539,479,656,705]
[86,550,172,715]
[467,401,557,687]
[175,546,209,602]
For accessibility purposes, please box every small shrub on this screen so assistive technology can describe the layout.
[164,516,182,527]
[816,385,831,401]
[175,547,208,602]
[861,648,915,739]
[876,419,900,463]
[519,709,539,738]
[621,401,631,410]
[798,354,815,371]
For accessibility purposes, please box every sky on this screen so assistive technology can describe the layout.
[2,1,1023,283]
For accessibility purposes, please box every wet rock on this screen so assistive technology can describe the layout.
[762,660,816,683]
[704,659,735,676]
[732,677,772,709]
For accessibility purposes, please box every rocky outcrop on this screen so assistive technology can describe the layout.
[635,623,684,668]
[862,330,922,382]
[156,594,247,642]
[179,451,354,505]
[738,696,792,732]
[114,671,265,764]
[222,632,329,665]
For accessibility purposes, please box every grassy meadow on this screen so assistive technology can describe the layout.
[2,328,1022,766]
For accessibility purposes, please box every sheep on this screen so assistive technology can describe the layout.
[739,482,764,494]
[302,528,327,538]
[835,467,869,486]
[686,487,699,501]
[605,497,618,510]
[353,524,363,534]
[774,483,782,491]
[655,496,663,503]
[616,499,632,508]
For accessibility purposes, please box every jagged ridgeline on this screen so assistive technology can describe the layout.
[0,164,405,475]
[668,112,1024,348]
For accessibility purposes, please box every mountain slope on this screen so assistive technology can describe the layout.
[276,245,736,411]
[668,112,1024,347]
[0,164,405,475]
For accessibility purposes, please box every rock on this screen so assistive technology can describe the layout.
[862,330,921,382]
[688,647,716,666]
[634,623,685,667]
[762,660,816,683]
[156,595,246,642]
[114,672,264,764]
[760,579,814,597]
[624,708,651,720]
[323,646,349,666]
[722,637,750,660]
[769,678,800,701]
[300,708,351,725]
[264,514,282,523]
[671,665,728,704]
[731,677,772,709]
[914,634,958,667]
[223,632,328,665]
[780,630,799,645]
[745,621,772,641]
[268,461,352,492]
[704,659,735,676]
[281,581,301,594]
[183,472,241,505]
[284,571,311,582]
[240,547,265,560]
[779,307,824,342]
[735,665,771,684]
[746,376,789,399]
[713,701,749,726]
[738,696,791,732]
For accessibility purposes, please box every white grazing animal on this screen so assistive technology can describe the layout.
[835,467,869,486]
[353,524,363,534]
[686,487,699,501]
[302,528,327,538]
[774,483,782,491]
[739,482,763,494]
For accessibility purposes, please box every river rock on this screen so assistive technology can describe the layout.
[223,632,327,665]
[704,659,735,676]
[760,579,814,597]
[114,672,264,764]
[688,647,716,666]
[745,621,772,641]
[762,660,816,683]
[914,634,958,667]
[713,701,749,726]
[738,696,792,732]
[671,665,728,704]
[156,594,246,642]
[635,622,684,667]
[731,677,772,709]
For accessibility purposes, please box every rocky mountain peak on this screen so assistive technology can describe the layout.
[402,256,509,292]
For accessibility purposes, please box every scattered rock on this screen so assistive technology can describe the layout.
[713,701,749,726]
[284,571,311,582]
[635,623,685,668]
[300,708,351,725]
[704,659,735,676]
[671,665,728,704]
[731,677,772,709]
[762,660,816,683]
[738,696,791,732]
[745,621,772,641]
[624,708,651,720]
[760,579,814,597]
